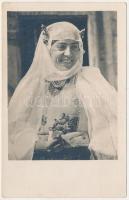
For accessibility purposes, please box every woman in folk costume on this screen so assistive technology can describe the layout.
[8,21,117,160]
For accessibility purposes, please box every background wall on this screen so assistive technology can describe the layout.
[88,11,117,89]
[7,11,117,101]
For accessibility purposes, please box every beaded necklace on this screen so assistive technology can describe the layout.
[48,75,77,96]
[51,80,66,89]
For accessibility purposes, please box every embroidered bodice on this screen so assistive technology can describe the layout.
[35,75,89,150]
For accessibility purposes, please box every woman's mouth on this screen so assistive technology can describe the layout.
[56,56,75,69]
[62,58,72,64]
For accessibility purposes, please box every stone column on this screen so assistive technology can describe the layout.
[87,12,100,68]
[87,11,117,89]
[102,12,117,89]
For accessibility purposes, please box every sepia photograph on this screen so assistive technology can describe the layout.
[2,2,126,198]
[8,11,117,160]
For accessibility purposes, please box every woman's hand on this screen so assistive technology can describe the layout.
[34,131,89,150]
[61,131,89,147]
[34,136,57,150]
[34,131,66,150]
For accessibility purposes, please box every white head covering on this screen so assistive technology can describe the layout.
[8,22,84,159]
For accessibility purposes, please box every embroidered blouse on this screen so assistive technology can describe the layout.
[35,75,89,151]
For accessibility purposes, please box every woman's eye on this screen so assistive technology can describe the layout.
[56,43,66,51]
[70,43,80,51]
[53,42,80,51]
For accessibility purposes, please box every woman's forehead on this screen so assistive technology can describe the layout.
[49,30,80,41]
[47,22,80,41]
[52,39,80,45]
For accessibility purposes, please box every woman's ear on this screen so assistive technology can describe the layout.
[79,28,85,39]
[41,24,49,45]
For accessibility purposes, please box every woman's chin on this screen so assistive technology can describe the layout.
[55,63,73,71]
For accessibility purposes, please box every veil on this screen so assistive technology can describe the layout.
[76,68,117,158]
[8,22,83,159]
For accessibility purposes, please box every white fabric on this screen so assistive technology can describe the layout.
[76,68,117,156]
[8,22,117,160]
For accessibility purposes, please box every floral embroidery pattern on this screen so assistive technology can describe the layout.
[50,113,79,134]
[40,113,79,134]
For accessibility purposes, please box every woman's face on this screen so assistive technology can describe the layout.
[50,39,81,71]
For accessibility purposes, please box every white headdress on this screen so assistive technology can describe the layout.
[8,22,84,159]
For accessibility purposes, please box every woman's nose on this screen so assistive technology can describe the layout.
[64,46,71,56]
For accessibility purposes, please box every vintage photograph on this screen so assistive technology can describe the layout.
[2,2,127,198]
[8,11,117,160]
